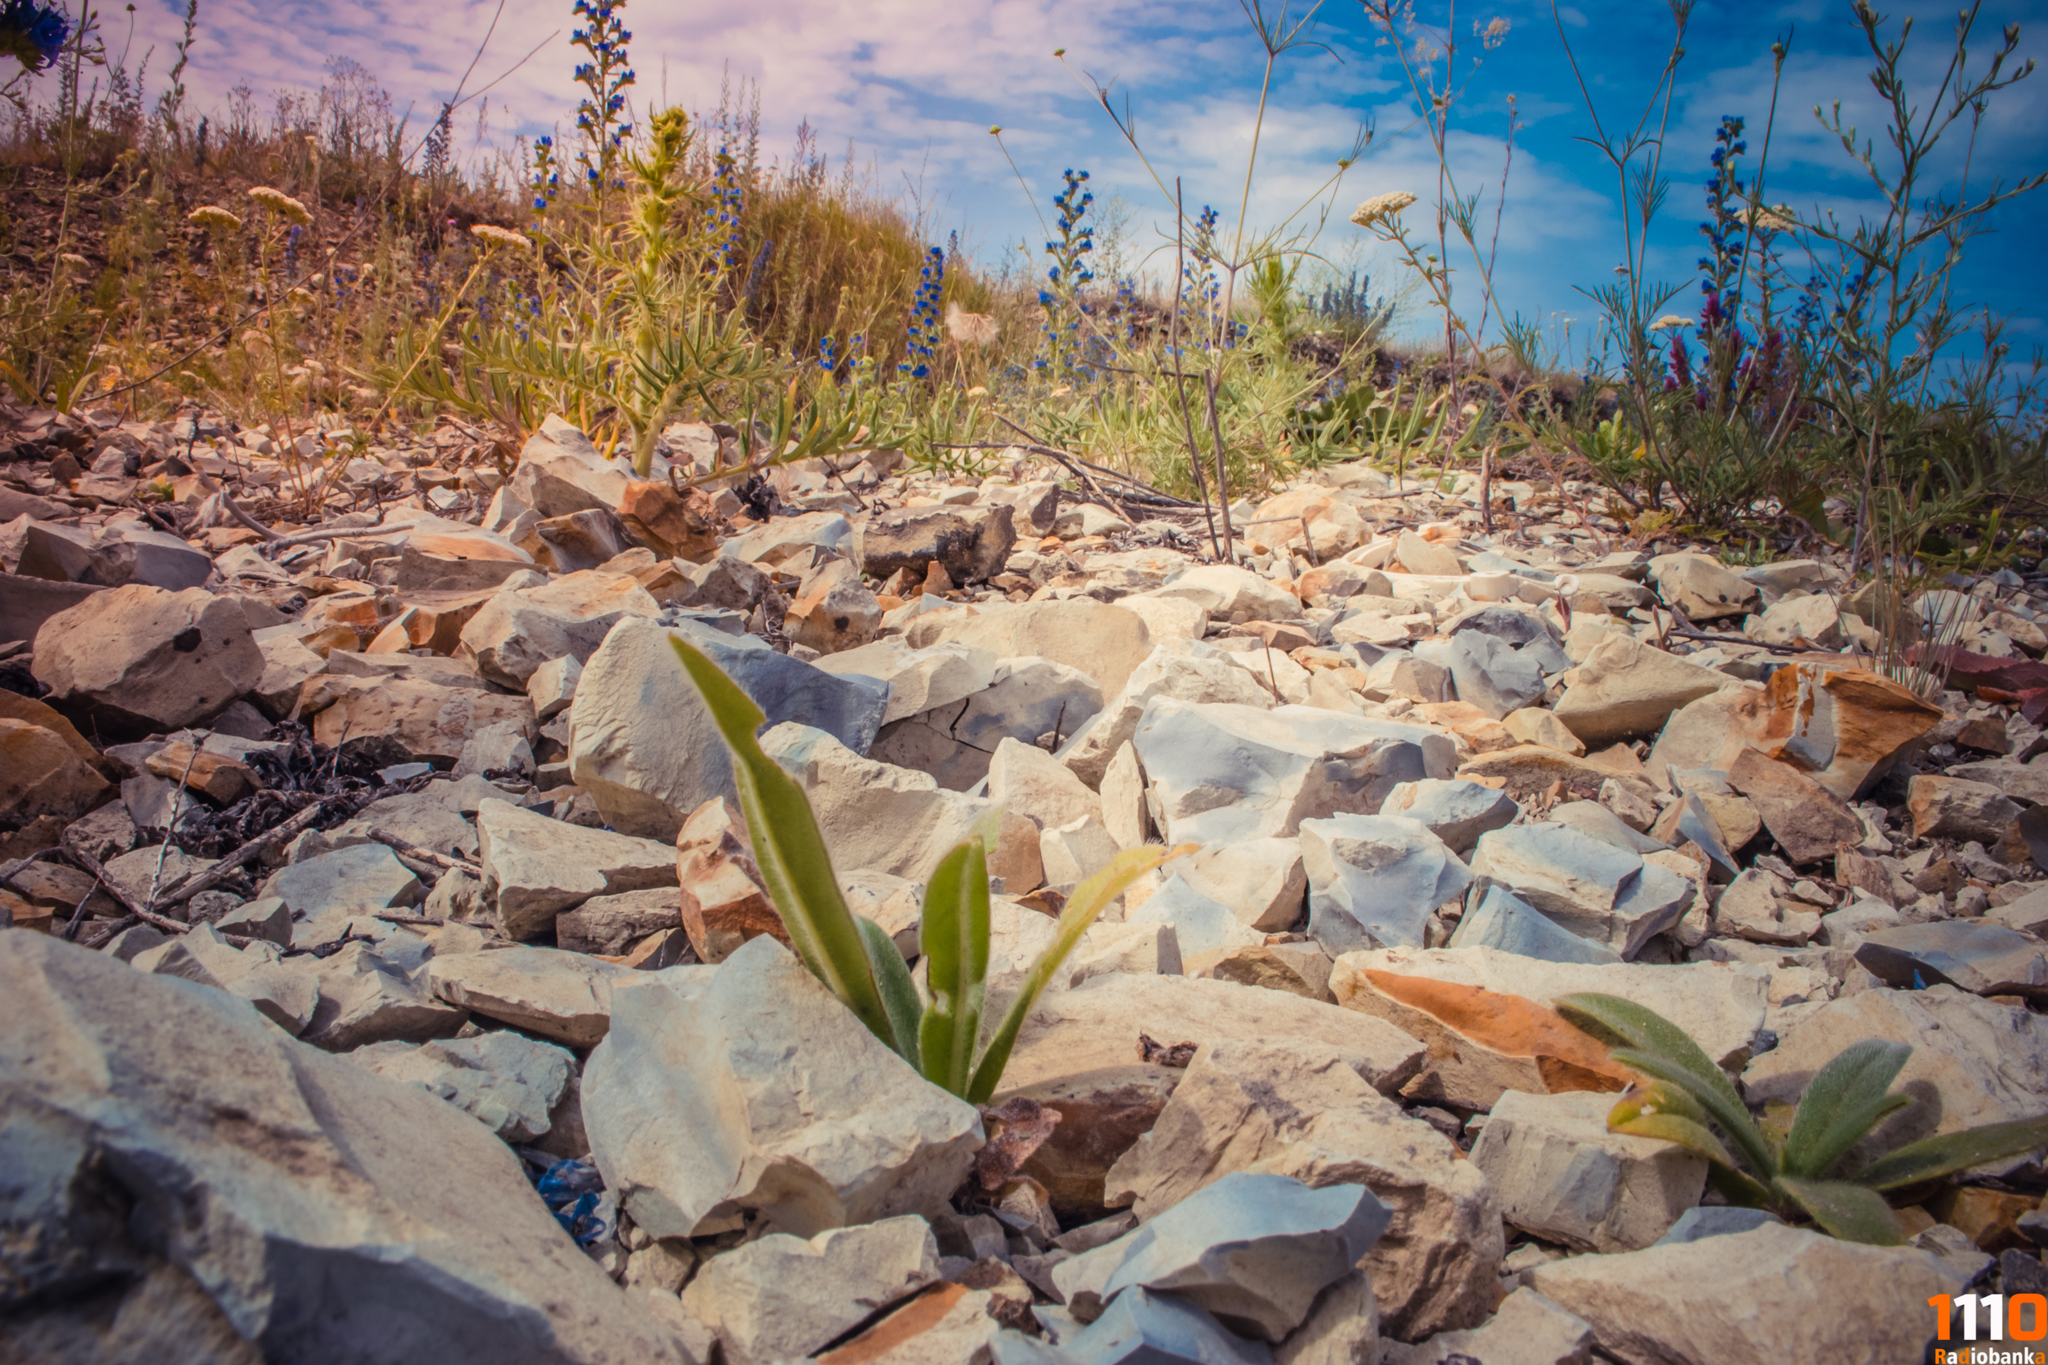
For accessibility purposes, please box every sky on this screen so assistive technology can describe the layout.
[50,0,2048,363]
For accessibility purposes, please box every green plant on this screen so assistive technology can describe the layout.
[1557,993,2048,1245]
[673,638,1186,1103]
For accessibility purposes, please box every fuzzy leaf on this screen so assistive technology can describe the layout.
[857,916,923,1067]
[919,838,990,1097]
[965,844,1192,1105]
[1776,1176,1903,1245]
[1780,1039,1913,1179]
[1560,991,1777,1179]
[1608,1081,1776,1205]
[670,638,893,1045]
[1853,1114,2048,1191]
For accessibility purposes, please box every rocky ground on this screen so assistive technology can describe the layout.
[3,402,2047,1364]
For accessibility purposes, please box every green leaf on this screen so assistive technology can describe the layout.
[1780,1039,1913,1179]
[1776,1176,1903,1245]
[1611,1083,1740,1168]
[919,839,990,1097]
[670,638,894,1046]
[965,844,1191,1105]
[857,916,924,1067]
[1853,1114,2048,1191]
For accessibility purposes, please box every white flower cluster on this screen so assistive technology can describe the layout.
[1350,191,1417,229]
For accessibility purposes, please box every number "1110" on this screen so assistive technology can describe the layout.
[1931,1293,2048,1342]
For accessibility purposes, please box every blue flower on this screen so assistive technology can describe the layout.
[1,0,69,69]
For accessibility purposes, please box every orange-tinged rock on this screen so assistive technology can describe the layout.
[303,676,533,762]
[1411,700,1518,755]
[144,742,261,805]
[1758,664,1944,800]
[299,590,401,648]
[1336,969,1634,1109]
[0,717,109,823]
[674,797,784,963]
[995,1065,1183,1219]
[617,479,718,562]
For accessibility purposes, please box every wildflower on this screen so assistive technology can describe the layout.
[188,205,242,232]
[470,223,534,252]
[248,186,312,225]
[0,0,70,71]
[1349,191,1416,228]
[946,301,999,348]
[1650,316,1692,331]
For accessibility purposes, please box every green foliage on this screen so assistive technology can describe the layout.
[1556,992,2048,1245]
[673,637,1185,1103]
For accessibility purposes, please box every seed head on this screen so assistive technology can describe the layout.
[470,223,534,251]
[248,186,312,225]
[945,301,1000,348]
[1349,191,1417,228]
[188,205,243,232]
[1650,316,1692,331]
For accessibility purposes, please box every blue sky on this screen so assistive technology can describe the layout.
[76,0,2048,359]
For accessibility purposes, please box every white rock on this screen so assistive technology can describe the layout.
[680,1216,939,1365]
[990,736,1102,830]
[1134,698,1457,846]
[1100,741,1153,849]
[765,723,994,881]
[1299,814,1474,953]
[1331,946,1770,1072]
[1469,1089,1706,1252]
[1377,778,1520,854]
[1552,633,1727,748]
[476,798,676,940]
[1179,837,1307,932]
[585,936,983,1239]
[526,653,582,721]
[1000,970,1425,1094]
[1060,641,1274,789]
[1378,1288,1593,1365]
[1152,564,1301,625]
[1040,814,1123,891]
[1468,823,1692,960]
[817,637,999,726]
[1524,1221,1966,1365]
[1646,552,1759,621]
[1742,985,2048,1177]
[1125,873,1266,957]
[904,599,1154,699]
[457,571,660,689]
[569,616,889,838]
[1104,1039,1504,1342]
[0,932,690,1362]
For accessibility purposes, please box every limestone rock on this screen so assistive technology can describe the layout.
[300,940,468,1051]
[1504,706,1587,756]
[818,638,999,727]
[33,584,263,735]
[1000,970,1425,1096]
[1470,1089,1706,1251]
[1747,593,1842,647]
[765,723,993,881]
[1552,633,1725,748]
[681,1216,941,1365]
[347,1030,575,1142]
[306,676,534,765]
[0,709,110,824]
[1524,1222,1966,1365]
[1468,823,1692,959]
[476,797,677,939]
[457,570,660,689]
[905,600,1154,699]
[1299,814,1473,953]
[1331,946,1768,1105]
[1052,1171,1390,1342]
[1909,773,2025,843]
[1152,564,1301,626]
[428,946,628,1046]
[1743,985,2048,1177]
[864,503,1018,585]
[1448,884,1622,965]
[1135,699,1455,846]
[1125,873,1265,958]
[1394,532,1462,578]
[1061,643,1275,789]
[1726,747,1861,864]
[1104,1039,1503,1341]
[992,736,1103,831]
[1444,631,1546,719]
[1853,920,2048,998]
[874,656,1106,790]
[0,933,690,1363]
[266,844,423,920]
[1378,1287,1593,1365]
[1646,552,1759,620]
[1178,837,1307,932]
[584,936,983,1239]
[1377,778,1519,855]
[674,797,780,963]
[785,559,883,656]
[570,616,889,839]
